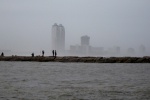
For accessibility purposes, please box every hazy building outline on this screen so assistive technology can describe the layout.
[51,23,65,53]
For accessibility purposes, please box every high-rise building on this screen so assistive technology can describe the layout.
[81,35,90,46]
[80,35,90,55]
[138,45,146,56]
[139,45,146,53]
[51,23,65,51]
[127,48,135,55]
[51,23,58,50]
[58,24,65,51]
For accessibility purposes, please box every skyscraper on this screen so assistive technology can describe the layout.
[139,45,146,53]
[58,24,65,51]
[81,35,90,55]
[81,35,90,46]
[51,23,65,52]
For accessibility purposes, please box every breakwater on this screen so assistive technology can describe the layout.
[0,56,150,63]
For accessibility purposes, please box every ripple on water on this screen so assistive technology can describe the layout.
[0,62,150,100]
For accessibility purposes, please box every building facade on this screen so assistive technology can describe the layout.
[51,23,65,52]
[81,35,90,46]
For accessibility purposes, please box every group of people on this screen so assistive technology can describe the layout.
[31,50,45,57]
[52,50,57,57]
[1,50,57,57]
[31,50,57,57]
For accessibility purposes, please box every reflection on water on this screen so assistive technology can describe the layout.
[0,62,150,100]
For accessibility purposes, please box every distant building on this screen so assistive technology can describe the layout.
[70,45,82,55]
[90,46,104,56]
[81,35,90,46]
[139,45,146,53]
[69,35,91,56]
[127,48,135,56]
[51,23,65,52]
[81,35,90,55]
[106,46,121,56]
[113,46,121,55]
[138,45,146,56]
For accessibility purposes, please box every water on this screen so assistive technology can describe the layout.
[0,62,150,100]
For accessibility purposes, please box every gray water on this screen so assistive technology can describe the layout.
[0,62,150,100]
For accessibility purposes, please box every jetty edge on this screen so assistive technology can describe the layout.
[0,56,150,63]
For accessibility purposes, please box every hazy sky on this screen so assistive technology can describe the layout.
[0,0,150,54]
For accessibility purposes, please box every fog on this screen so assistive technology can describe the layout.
[0,0,150,56]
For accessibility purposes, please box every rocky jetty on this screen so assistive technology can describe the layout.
[0,56,150,63]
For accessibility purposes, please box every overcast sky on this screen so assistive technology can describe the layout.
[0,0,150,55]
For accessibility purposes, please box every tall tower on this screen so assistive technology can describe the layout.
[52,23,58,50]
[51,23,65,52]
[80,35,90,55]
[81,35,90,46]
[58,24,65,51]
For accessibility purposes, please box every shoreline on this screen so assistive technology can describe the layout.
[0,56,150,63]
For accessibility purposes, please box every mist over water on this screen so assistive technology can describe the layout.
[0,2,150,100]
[0,0,150,57]
[0,62,150,100]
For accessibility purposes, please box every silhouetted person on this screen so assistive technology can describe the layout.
[54,50,57,57]
[52,50,54,57]
[31,53,34,57]
[42,50,44,57]
[1,52,4,57]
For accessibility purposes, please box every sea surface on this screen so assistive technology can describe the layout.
[0,62,150,100]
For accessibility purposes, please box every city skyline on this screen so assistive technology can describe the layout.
[0,0,150,56]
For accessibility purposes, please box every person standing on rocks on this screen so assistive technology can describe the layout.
[31,53,34,57]
[55,50,57,57]
[1,52,4,57]
[52,50,54,57]
[42,50,44,57]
